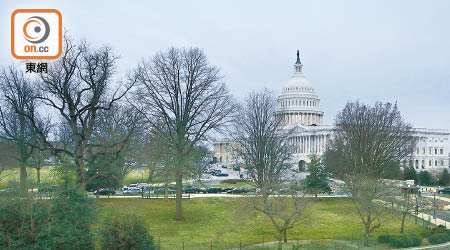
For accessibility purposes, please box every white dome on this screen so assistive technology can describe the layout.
[282,73,315,94]
[276,51,324,126]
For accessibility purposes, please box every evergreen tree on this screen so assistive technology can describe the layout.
[438,169,450,186]
[403,166,418,182]
[383,162,402,180]
[305,154,331,197]
[85,153,122,198]
[418,171,434,186]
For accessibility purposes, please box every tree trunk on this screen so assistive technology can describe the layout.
[283,229,287,243]
[96,189,99,199]
[19,163,27,194]
[277,230,283,250]
[73,134,86,190]
[400,213,406,233]
[364,223,371,246]
[174,169,183,221]
[36,167,41,187]
[75,159,86,190]
[164,172,169,201]
[147,165,155,183]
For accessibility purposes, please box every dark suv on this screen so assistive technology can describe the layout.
[438,188,450,194]
[203,187,222,193]
[183,186,200,193]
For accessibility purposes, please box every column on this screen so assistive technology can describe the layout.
[304,136,307,154]
[308,136,310,154]
[302,136,304,153]
[300,136,304,154]
[295,136,298,153]
[321,135,324,153]
[315,136,318,153]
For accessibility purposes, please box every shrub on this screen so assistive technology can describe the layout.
[377,234,391,244]
[0,187,94,249]
[427,233,450,244]
[423,225,447,236]
[100,214,155,250]
[422,225,450,244]
[387,235,422,248]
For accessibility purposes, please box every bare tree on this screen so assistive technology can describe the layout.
[85,104,140,188]
[26,35,135,190]
[29,145,50,187]
[133,129,169,184]
[232,89,310,247]
[325,101,416,245]
[248,189,310,246]
[189,144,212,184]
[0,65,38,192]
[231,89,291,195]
[132,47,235,220]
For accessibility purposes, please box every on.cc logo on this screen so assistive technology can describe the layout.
[23,16,50,44]
[11,9,62,60]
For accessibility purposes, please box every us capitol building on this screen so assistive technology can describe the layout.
[214,51,449,172]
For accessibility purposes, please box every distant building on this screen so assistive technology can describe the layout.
[214,51,449,172]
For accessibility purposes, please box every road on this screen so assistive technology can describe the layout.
[91,193,349,199]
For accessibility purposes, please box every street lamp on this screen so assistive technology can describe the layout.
[433,189,437,220]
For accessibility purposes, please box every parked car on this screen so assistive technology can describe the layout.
[222,187,234,193]
[0,189,11,196]
[216,173,229,177]
[183,186,200,193]
[221,165,227,168]
[203,187,222,193]
[247,187,260,193]
[233,166,240,171]
[278,188,291,194]
[136,183,149,188]
[227,188,247,194]
[153,187,175,194]
[94,188,116,195]
[123,187,142,195]
[438,188,450,194]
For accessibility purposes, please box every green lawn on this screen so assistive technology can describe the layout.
[0,167,159,188]
[0,167,57,188]
[96,198,423,249]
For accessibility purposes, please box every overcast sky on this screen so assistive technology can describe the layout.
[1,0,449,130]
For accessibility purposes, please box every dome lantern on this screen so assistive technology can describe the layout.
[294,50,303,74]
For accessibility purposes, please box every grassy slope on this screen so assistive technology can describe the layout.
[96,198,423,249]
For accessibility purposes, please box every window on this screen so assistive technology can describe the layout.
[435,148,438,155]
[441,149,444,155]
[429,160,432,166]
[435,160,438,166]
